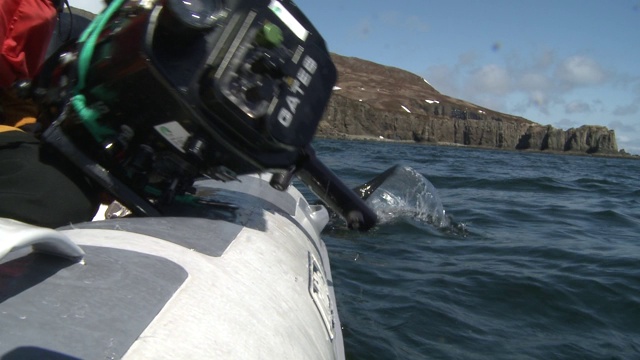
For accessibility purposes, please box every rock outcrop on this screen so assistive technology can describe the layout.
[317,54,619,154]
[515,125,618,153]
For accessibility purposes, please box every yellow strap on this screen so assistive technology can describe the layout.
[13,116,37,128]
[0,125,24,133]
[1,90,38,128]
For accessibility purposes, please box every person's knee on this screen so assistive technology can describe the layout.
[0,131,100,227]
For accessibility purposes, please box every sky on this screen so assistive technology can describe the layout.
[70,0,640,154]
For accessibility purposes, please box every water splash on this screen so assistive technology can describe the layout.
[361,166,451,228]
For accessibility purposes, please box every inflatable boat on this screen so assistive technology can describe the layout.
[1,0,383,358]
[1,173,345,359]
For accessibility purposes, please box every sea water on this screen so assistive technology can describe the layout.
[306,138,640,360]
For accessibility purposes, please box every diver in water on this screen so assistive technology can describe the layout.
[0,0,101,228]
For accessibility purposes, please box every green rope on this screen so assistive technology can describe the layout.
[144,186,201,205]
[71,0,127,141]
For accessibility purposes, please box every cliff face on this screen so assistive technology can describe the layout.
[515,125,618,153]
[317,54,618,154]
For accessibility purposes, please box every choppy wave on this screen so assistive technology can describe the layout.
[315,139,640,360]
[363,165,451,228]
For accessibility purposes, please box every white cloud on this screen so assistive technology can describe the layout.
[616,132,640,154]
[519,73,552,92]
[609,120,636,133]
[422,48,630,131]
[556,56,606,87]
[631,78,640,100]
[612,103,639,116]
[555,117,579,128]
[532,49,556,70]
[469,64,510,95]
[425,64,459,96]
[565,101,591,114]
[527,90,550,115]
[458,51,478,67]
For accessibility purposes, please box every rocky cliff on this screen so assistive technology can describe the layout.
[317,54,619,154]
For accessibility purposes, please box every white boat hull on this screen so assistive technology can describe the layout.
[0,174,344,359]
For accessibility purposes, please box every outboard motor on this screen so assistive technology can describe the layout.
[32,0,376,230]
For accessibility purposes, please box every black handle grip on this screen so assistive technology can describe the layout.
[297,145,377,231]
